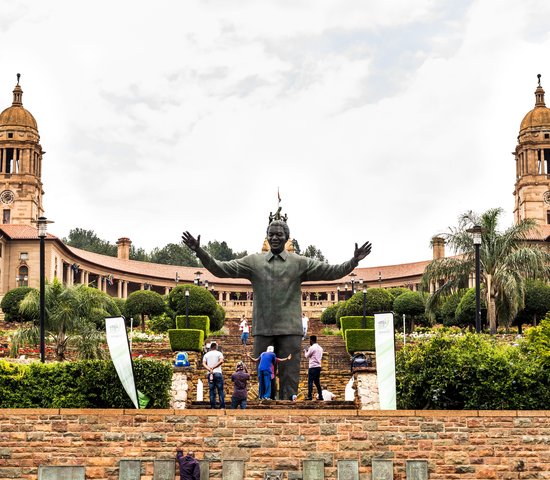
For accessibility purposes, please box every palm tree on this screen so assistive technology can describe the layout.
[10,278,120,361]
[423,208,550,334]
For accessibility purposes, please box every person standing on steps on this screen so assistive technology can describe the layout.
[231,361,250,409]
[202,342,225,409]
[304,335,324,401]
[302,312,309,340]
[239,315,250,346]
[249,346,291,400]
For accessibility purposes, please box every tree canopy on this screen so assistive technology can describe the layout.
[423,208,550,333]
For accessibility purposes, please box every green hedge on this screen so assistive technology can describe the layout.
[345,329,375,353]
[175,315,210,337]
[340,316,374,338]
[0,359,172,408]
[396,329,550,410]
[168,329,204,352]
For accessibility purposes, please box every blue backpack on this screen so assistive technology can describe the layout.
[174,351,190,367]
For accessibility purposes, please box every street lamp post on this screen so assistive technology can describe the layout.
[185,287,190,328]
[362,287,367,329]
[194,270,202,286]
[467,225,483,333]
[337,286,340,302]
[349,272,357,294]
[175,272,180,286]
[36,216,53,363]
[378,271,382,288]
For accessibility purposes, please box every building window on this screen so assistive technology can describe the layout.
[19,252,29,260]
[2,209,10,224]
[545,133,549,139]
[17,265,28,287]
[547,210,550,224]
[0,243,2,258]
[7,133,13,139]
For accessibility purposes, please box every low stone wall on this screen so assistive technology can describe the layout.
[170,372,379,408]
[0,409,548,479]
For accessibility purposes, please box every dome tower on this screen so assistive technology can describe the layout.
[513,74,550,225]
[0,74,45,225]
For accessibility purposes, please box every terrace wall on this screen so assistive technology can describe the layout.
[0,409,548,479]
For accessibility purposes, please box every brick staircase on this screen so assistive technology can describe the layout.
[187,316,358,407]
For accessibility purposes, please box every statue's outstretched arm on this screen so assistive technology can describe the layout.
[353,241,372,262]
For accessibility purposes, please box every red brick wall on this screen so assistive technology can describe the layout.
[0,409,548,479]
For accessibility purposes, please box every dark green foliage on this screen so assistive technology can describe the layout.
[210,304,226,332]
[112,297,128,319]
[396,332,550,409]
[393,291,428,329]
[125,290,165,331]
[336,289,393,325]
[439,291,464,326]
[516,279,550,327]
[168,285,223,329]
[125,290,165,318]
[63,228,117,256]
[0,287,36,322]
[150,243,199,267]
[175,315,210,337]
[387,287,410,300]
[340,316,375,338]
[0,359,172,408]
[345,329,375,353]
[455,288,486,328]
[302,245,327,262]
[168,329,204,352]
[393,291,425,316]
[320,303,342,325]
[149,313,176,333]
[204,240,247,261]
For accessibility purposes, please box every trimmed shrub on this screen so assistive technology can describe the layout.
[0,287,37,322]
[168,329,204,352]
[393,291,428,329]
[210,304,225,332]
[0,359,172,408]
[320,303,341,325]
[455,288,486,328]
[149,313,176,333]
[336,289,393,325]
[345,329,375,353]
[125,290,166,330]
[340,316,375,339]
[387,287,410,300]
[175,315,210,338]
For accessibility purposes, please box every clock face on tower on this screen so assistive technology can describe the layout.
[544,191,550,205]
[0,190,14,205]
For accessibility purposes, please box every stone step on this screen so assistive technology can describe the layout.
[187,400,358,410]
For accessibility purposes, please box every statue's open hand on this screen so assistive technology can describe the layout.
[354,241,372,262]
[182,231,200,251]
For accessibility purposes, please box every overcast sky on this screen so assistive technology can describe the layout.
[1,0,549,268]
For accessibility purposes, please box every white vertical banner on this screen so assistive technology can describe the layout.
[374,312,397,409]
[105,316,139,409]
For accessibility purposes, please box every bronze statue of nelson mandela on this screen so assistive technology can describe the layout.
[182,216,371,400]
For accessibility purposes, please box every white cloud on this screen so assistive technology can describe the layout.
[1,0,549,268]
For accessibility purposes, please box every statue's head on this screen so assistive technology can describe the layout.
[266,220,289,255]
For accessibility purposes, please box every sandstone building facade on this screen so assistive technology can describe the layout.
[1,75,546,316]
